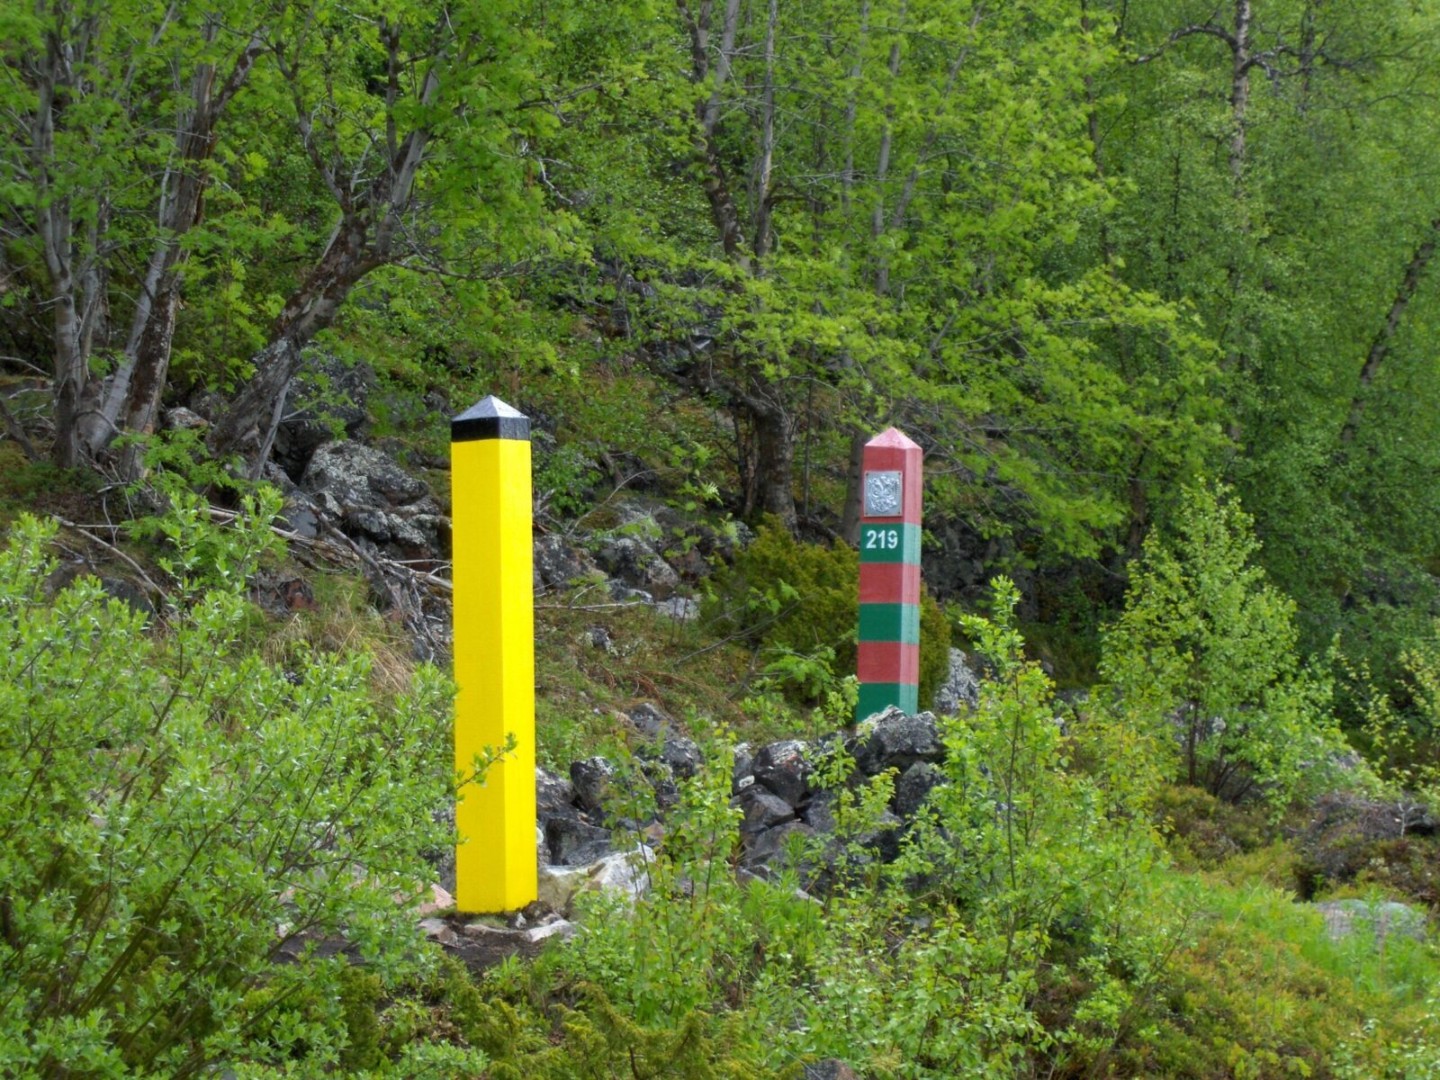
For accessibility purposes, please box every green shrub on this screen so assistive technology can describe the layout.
[0,509,463,1076]
[1101,482,1352,808]
[1153,783,1276,868]
[704,519,950,708]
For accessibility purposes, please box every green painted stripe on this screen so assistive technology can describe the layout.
[859,522,921,564]
[858,603,920,644]
[856,681,918,723]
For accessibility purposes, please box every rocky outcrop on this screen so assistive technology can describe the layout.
[534,534,605,592]
[594,535,682,600]
[273,352,375,482]
[933,648,981,715]
[722,708,953,880]
[294,440,447,559]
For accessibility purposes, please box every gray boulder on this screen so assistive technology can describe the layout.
[534,534,604,593]
[627,703,703,780]
[570,757,617,815]
[752,739,813,808]
[732,743,756,794]
[594,536,681,600]
[742,820,814,871]
[852,708,943,776]
[300,440,442,557]
[303,439,429,509]
[544,816,613,867]
[735,787,797,836]
[537,768,578,819]
[894,761,944,818]
[933,649,982,715]
[1313,899,1427,945]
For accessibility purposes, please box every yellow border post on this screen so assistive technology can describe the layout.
[451,396,537,913]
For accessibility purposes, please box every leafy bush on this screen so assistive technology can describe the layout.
[0,510,468,1076]
[704,519,950,707]
[1101,482,1352,807]
[1153,783,1276,869]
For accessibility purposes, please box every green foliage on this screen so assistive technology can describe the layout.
[1346,624,1440,815]
[844,577,1177,1075]
[1141,877,1439,1080]
[0,443,99,519]
[1153,783,1276,870]
[1101,483,1352,807]
[917,592,951,710]
[704,519,949,708]
[0,512,461,1075]
[703,520,857,694]
[560,727,817,1026]
[515,579,1437,1079]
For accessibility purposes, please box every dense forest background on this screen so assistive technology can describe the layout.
[4,1,1440,1076]
[5,0,1439,660]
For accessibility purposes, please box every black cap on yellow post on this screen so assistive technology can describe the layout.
[451,396,536,913]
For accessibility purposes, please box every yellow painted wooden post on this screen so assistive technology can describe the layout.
[451,396,537,913]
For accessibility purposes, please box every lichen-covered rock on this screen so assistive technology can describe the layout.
[741,820,814,871]
[752,739,812,808]
[852,707,943,776]
[536,768,577,819]
[303,440,429,509]
[299,439,443,558]
[627,703,703,780]
[735,786,797,835]
[933,648,982,715]
[1296,791,1436,891]
[732,743,755,794]
[1313,899,1427,945]
[894,761,944,818]
[594,536,681,600]
[544,816,612,867]
[570,757,616,815]
[534,534,604,592]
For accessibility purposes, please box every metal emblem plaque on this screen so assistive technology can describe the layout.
[864,470,903,517]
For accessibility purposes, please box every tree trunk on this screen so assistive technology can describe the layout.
[1339,215,1440,447]
[208,217,379,469]
[677,0,798,529]
[838,429,867,544]
[50,289,86,469]
[84,30,266,468]
[115,275,182,480]
[750,393,797,531]
[1228,0,1252,194]
[32,29,87,469]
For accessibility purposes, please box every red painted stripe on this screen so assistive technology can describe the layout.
[857,641,920,684]
[859,563,921,604]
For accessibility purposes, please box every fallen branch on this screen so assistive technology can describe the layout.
[536,600,650,611]
[54,516,166,601]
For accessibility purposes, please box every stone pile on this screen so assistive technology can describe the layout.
[526,703,952,889]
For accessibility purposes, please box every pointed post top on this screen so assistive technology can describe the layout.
[865,426,920,451]
[452,395,530,442]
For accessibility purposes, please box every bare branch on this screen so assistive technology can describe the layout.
[1131,21,1237,65]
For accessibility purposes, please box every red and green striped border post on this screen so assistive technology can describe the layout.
[856,427,923,722]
